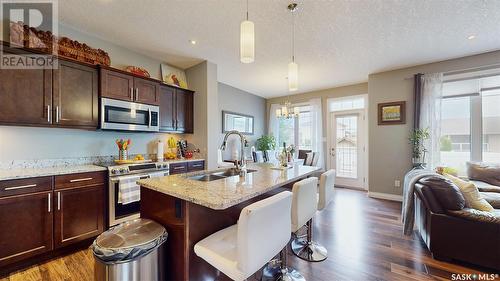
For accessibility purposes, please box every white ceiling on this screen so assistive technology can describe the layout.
[58,0,500,98]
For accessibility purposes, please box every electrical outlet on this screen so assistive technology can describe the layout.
[395,180,401,188]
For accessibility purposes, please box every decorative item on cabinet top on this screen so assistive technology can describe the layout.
[125,66,150,78]
[7,21,110,66]
[161,63,188,89]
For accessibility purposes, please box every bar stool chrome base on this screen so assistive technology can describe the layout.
[291,219,327,262]
[261,265,306,281]
[291,239,327,262]
[261,248,306,281]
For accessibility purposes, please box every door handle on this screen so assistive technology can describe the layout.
[57,192,61,210]
[148,108,151,128]
[130,88,134,101]
[47,105,51,123]
[55,106,60,123]
[135,88,139,101]
[48,193,51,213]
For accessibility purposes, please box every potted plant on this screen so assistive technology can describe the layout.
[409,128,430,168]
[256,135,277,151]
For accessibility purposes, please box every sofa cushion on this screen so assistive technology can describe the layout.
[471,180,500,193]
[418,175,465,210]
[447,208,500,225]
[481,192,500,209]
[445,174,495,212]
[467,162,500,187]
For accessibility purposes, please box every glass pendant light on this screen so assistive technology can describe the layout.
[240,0,255,63]
[288,3,298,91]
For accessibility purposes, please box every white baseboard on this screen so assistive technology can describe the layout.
[368,192,403,202]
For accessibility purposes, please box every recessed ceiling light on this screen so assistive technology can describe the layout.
[189,40,197,45]
[467,35,476,40]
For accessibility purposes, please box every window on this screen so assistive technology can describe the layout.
[278,105,312,150]
[440,73,500,173]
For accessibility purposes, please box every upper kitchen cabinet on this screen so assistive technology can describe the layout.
[53,60,99,128]
[100,67,159,106]
[159,85,194,133]
[0,67,52,126]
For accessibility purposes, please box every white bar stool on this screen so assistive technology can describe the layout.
[194,192,293,281]
[318,169,335,211]
[290,177,328,262]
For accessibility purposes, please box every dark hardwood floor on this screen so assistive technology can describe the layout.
[1,188,497,281]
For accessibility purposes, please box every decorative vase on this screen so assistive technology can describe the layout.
[119,149,128,160]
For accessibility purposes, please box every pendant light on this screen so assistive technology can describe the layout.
[288,3,298,92]
[240,0,255,63]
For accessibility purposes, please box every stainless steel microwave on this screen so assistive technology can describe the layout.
[100,98,159,132]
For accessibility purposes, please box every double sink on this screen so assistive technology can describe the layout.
[189,168,257,182]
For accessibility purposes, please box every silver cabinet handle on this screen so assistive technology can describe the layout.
[48,193,51,213]
[57,192,61,210]
[69,177,93,183]
[173,166,184,170]
[135,88,139,101]
[4,183,37,191]
[130,88,134,101]
[47,105,51,123]
[55,106,59,123]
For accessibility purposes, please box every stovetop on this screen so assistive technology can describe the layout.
[99,161,170,177]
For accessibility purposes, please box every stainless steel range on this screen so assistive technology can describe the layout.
[106,161,170,226]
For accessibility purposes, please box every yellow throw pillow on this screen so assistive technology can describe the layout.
[444,174,494,212]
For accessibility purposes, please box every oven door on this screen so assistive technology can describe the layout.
[101,98,159,132]
[108,171,168,226]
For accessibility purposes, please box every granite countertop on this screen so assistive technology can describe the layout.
[0,165,107,181]
[138,163,321,210]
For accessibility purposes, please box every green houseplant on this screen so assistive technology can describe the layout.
[409,128,430,168]
[256,135,277,151]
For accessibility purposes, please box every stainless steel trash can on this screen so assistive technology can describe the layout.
[92,218,168,281]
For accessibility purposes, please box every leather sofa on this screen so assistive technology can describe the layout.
[414,175,500,271]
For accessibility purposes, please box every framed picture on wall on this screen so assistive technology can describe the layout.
[378,101,406,125]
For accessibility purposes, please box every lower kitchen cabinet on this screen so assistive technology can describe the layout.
[0,171,106,270]
[54,184,104,249]
[0,191,53,266]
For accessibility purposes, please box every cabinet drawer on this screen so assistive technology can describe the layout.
[187,160,205,172]
[0,177,53,198]
[169,162,187,175]
[55,171,106,190]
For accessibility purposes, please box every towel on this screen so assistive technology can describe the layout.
[118,178,140,205]
[402,168,436,235]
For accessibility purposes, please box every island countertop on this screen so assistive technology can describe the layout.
[137,163,321,210]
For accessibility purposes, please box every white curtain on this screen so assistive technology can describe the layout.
[268,104,281,140]
[419,73,443,169]
[310,98,324,169]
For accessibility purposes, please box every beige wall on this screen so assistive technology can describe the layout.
[266,83,369,167]
[368,50,500,196]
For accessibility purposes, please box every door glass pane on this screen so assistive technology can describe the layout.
[279,118,295,147]
[336,115,358,178]
[482,90,500,163]
[440,97,470,174]
[298,111,312,150]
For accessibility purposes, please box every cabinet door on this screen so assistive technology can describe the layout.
[100,68,134,102]
[54,185,104,249]
[159,86,176,132]
[175,89,194,133]
[0,68,52,126]
[53,60,98,128]
[134,78,159,105]
[0,192,53,266]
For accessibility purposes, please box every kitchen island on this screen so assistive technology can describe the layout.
[138,163,321,281]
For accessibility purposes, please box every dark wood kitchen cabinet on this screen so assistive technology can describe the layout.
[100,67,159,105]
[0,171,105,272]
[0,67,52,126]
[0,191,53,267]
[53,60,99,128]
[159,85,194,133]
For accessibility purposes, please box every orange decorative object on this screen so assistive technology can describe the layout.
[125,66,151,78]
[8,21,111,66]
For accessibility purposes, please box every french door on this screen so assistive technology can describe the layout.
[329,110,366,189]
